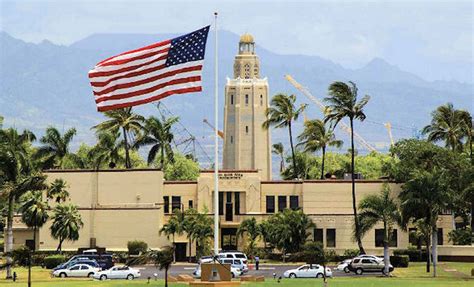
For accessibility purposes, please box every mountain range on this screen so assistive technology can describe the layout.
[0,30,472,165]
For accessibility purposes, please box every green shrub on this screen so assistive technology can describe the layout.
[390,255,409,267]
[448,227,472,245]
[343,249,359,258]
[127,240,148,255]
[113,251,129,264]
[32,254,46,267]
[44,255,66,269]
[393,248,426,262]
[12,245,30,266]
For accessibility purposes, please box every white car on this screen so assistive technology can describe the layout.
[52,263,101,278]
[193,265,242,278]
[336,259,352,273]
[283,264,332,278]
[355,255,383,262]
[93,265,141,280]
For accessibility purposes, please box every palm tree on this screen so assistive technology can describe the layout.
[88,131,125,169]
[93,107,144,168]
[47,178,70,203]
[237,217,261,255]
[133,246,174,287]
[422,103,469,152]
[0,128,40,278]
[324,81,370,254]
[134,116,178,168]
[357,184,402,276]
[263,94,307,179]
[298,119,343,179]
[19,191,50,251]
[182,208,198,262]
[458,110,473,163]
[159,209,185,262]
[50,204,84,252]
[272,143,285,172]
[191,211,213,259]
[399,169,449,277]
[34,126,79,169]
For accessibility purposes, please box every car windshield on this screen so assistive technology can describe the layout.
[235,254,246,258]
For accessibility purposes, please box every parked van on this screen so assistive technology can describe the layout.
[66,253,114,270]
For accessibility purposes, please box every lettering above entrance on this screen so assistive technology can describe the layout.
[218,173,243,180]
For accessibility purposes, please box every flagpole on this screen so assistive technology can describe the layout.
[213,11,219,256]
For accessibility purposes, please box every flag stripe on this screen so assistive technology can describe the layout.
[95,75,201,103]
[89,47,170,76]
[99,47,170,67]
[93,62,203,95]
[97,40,171,66]
[97,85,202,112]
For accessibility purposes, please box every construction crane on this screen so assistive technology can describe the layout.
[384,122,394,146]
[203,118,224,139]
[285,74,378,153]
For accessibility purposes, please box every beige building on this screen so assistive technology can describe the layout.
[9,34,461,260]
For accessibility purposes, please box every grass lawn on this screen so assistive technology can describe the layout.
[0,262,472,287]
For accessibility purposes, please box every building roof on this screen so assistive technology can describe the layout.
[239,33,254,43]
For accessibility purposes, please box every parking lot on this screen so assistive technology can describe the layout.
[137,264,384,279]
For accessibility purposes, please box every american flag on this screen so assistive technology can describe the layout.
[88,26,210,112]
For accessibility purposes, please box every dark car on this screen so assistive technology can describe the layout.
[65,254,114,270]
[53,258,100,271]
[348,258,394,275]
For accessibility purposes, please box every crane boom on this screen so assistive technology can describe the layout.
[384,122,394,146]
[203,118,224,139]
[285,74,378,152]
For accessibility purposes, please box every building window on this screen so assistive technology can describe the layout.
[409,228,418,246]
[266,196,275,213]
[375,229,397,247]
[230,94,234,105]
[245,126,249,134]
[230,136,233,144]
[171,196,181,211]
[278,196,287,212]
[314,228,323,244]
[437,228,443,245]
[219,192,224,215]
[235,192,240,215]
[260,95,263,106]
[289,196,299,210]
[188,200,193,209]
[326,229,336,247]
[245,94,249,105]
[244,64,250,79]
[163,196,170,214]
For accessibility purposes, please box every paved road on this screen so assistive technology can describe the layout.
[136,264,384,280]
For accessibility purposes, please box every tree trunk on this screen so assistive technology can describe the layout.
[321,146,326,179]
[32,227,37,252]
[323,262,328,287]
[383,242,390,276]
[383,222,390,276]
[57,238,64,253]
[165,267,169,287]
[288,122,297,179]
[426,236,431,273]
[5,195,14,279]
[122,127,131,168]
[188,238,192,263]
[350,118,365,254]
[470,200,474,232]
[172,235,176,263]
[282,248,286,263]
[161,146,165,170]
[432,229,438,277]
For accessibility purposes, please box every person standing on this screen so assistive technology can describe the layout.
[255,256,260,270]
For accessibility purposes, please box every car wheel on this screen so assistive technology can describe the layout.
[100,275,107,281]
[355,268,363,275]
[127,274,134,280]
[316,273,323,278]
[60,273,67,278]
[87,272,94,278]
[344,267,350,273]
[289,273,297,278]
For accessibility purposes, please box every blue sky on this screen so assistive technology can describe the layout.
[1,0,472,83]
